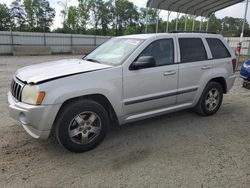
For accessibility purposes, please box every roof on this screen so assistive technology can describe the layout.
[147,0,244,17]
[117,32,222,40]
[117,33,163,39]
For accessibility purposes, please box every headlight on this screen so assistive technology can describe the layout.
[21,85,46,105]
[243,63,250,69]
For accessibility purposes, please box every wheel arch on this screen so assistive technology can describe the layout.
[209,77,227,94]
[50,94,119,137]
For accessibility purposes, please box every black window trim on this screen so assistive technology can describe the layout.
[205,37,232,60]
[129,38,175,70]
[178,37,208,64]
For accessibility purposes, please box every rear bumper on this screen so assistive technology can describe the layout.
[8,92,61,139]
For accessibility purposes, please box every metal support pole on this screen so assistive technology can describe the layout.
[199,17,203,31]
[146,0,154,33]
[156,9,160,33]
[184,15,188,31]
[192,16,196,31]
[206,17,210,32]
[145,7,149,33]
[175,13,180,31]
[240,0,249,42]
[166,11,171,32]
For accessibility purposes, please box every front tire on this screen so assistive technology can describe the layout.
[195,82,223,116]
[55,99,109,153]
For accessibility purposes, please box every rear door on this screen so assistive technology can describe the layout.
[176,37,213,104]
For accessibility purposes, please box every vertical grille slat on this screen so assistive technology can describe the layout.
[10,78,24,102]
[17,86,22,101]
[12,82,16,96]
[16,85,21,100]
[14,83,18,99]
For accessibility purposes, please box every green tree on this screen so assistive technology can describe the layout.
[39,0,55,32]
[10,0,26,30]
[88,0,113,35]
[99,0,112,35]
[209,14,222,33]
[0,3,11,31]
[137,8,159,33]
[64,6,78,32]
[58,0,70,24]
[23,0,35,30]
[78,0,92,33]
[24,0,55,32]
[221,16,249,37]
[113,0,139,35]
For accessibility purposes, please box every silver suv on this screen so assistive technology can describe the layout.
[8,33,237,152]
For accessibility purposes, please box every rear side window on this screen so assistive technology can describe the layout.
[179,38,207,63]
[206,38,231,59]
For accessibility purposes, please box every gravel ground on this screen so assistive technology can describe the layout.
[0,55,250,188]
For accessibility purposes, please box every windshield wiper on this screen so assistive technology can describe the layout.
[84,58,101,64]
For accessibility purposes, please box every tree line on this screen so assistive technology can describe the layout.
[0,0,249,37]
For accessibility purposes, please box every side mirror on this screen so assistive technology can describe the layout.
[130,56,156,70]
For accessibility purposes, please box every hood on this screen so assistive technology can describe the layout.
[16,59,112,84]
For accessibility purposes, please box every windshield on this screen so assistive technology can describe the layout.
[84,38,144,66]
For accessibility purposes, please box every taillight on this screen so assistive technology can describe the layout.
[232,58,237,73]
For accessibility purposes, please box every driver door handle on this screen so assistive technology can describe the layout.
[163,71,176,76]
[202,65,212,70]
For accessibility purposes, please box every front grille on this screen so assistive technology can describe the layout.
[11,78,24,101]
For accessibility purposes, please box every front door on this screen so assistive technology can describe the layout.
[123,38,178,117]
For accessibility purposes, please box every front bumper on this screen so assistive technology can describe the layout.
[8,92,61,139]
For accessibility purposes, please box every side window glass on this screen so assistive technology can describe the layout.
[206,38,231,59]
[179,38,207,63]
[139,39,174,66]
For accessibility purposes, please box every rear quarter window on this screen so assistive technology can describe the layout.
[179,38,207,63]
[206,38,231,59]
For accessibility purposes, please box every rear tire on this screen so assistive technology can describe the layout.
[195,81,223,116]
[55,99,109,153]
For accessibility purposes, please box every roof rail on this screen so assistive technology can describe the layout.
[169,31,217,34]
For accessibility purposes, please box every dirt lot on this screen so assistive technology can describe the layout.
[0,55,250,187]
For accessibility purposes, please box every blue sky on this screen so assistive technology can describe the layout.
[1,0,249,29]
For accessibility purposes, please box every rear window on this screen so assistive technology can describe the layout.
[206,38,231,59]
[179,38,207,63]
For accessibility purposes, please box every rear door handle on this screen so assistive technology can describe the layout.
[163,71,176,76]
[201,65,212,70]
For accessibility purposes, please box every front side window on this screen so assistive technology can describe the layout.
[179,38,207,63]
[206,38,231,59]
[84,38,144,66]
[138,39,174,66]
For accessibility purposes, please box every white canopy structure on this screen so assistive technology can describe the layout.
[146,0,248,36]
[147,0,244,17]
